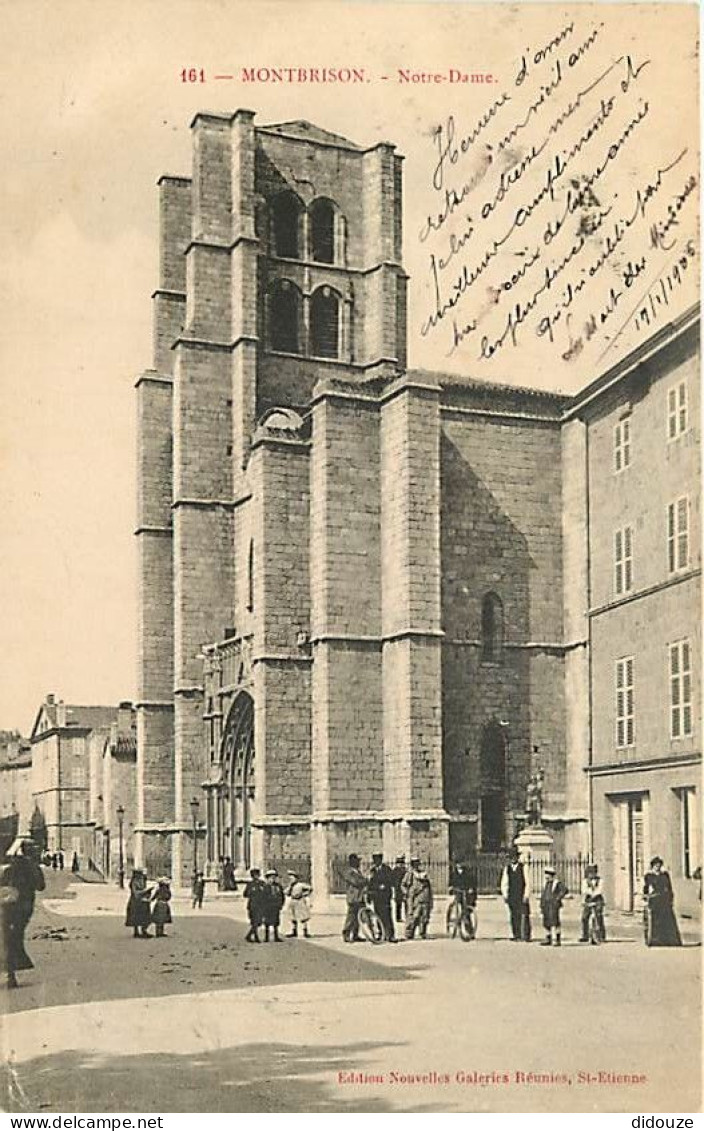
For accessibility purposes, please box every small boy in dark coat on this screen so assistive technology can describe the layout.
[192,871,205,909]
[540,865,568,946]
[263,868,286,942]
[243,868,267,943]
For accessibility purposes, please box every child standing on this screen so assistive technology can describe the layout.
[540,865,568,946]
[580,863,606,942]
[192,871,205,910]
[285,871,312,938]
[151,877,172,938]
[263,869,285,942]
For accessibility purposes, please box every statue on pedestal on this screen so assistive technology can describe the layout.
[525,768,545,826]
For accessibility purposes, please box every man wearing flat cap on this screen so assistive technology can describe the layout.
[540,864,568,946]
[243,867,267,943]
[391,855,407,923]
[262,868,285,942]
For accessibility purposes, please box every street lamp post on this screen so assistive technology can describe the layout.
[190,796,200,882]
[116,804,125,889]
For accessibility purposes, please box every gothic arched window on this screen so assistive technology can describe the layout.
[310,286,340,358]
[481,592,504,663]
[271,191,303,259]
[268,280,302,354]
[310,197,336,264]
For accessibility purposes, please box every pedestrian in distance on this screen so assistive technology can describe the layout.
[500,846,532,941]
[243,867,267,943]
[192,871,205,909]
[151,877,172,938]
[643,856,682,947]
[58,851,64,871]
[403,857,433,939]
[285,871,312,938]
[368,852,396,941]
[580,863,606,942]
[51,853,58,871]
[341,853,367,942]
[71,852,80,874]
[0,838,46,989]
[262,869,286,942]
[391,855,407,923]
[540,865,568,946]
[223,857,237,891]
[125,868,153,938]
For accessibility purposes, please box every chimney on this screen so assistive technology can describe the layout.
[46,694,55,706]
[56,700,67,727]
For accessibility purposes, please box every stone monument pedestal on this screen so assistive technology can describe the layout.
[513,824,554,890]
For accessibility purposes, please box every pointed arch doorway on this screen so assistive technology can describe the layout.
[220,692,256,869]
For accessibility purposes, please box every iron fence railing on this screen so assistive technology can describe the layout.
[329,853,589,896]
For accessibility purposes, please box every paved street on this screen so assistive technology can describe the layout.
[1,873,701,1113]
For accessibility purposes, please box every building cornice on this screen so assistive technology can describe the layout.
[135,371,173,389]
[563,302,700,420]
[134,525,172,536]
[586,752,701,776]
[589,568,701,620]
[440,404,562,426]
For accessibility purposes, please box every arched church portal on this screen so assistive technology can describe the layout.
[220,692,256,868]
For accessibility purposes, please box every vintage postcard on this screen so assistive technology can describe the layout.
[0,0,700,1116]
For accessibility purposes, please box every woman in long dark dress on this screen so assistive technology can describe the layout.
[1,839,46,988]
[125,869,153,938]
[643,856,682,947]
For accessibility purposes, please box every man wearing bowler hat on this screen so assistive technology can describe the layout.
[368,852,396,942]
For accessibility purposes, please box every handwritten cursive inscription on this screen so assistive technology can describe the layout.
[416,15,698,368]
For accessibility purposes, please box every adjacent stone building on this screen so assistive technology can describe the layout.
[30,695,135,864]
[575,312,701,918]
[89,702,138,879]
[0,730,32,849]
[135,110,700,910]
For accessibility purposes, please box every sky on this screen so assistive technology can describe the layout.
[0,0,698,734]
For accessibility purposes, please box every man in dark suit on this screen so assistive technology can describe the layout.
[368,852,396,942]
[540,865,568,946]
[500,847,531,941]
[341,853,367,942]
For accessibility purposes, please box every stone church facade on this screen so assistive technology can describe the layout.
[135,109,698,905]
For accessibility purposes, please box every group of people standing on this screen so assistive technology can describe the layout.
[243,868,312,942]
[499,848,572,946]
[342,852,434,942]
[499,848,682,947]
[125,870,173,938]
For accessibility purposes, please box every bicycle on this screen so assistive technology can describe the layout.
[446,891,477,941]
[358,901,385,944]
[586,900,603,945]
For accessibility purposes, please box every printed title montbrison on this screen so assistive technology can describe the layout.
[240,66,495,84]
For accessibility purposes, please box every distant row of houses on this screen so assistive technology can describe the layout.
[0,695,137,879]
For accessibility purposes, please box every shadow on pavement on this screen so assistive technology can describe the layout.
[3,1039,442,1113]
[3,909,418,1016]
